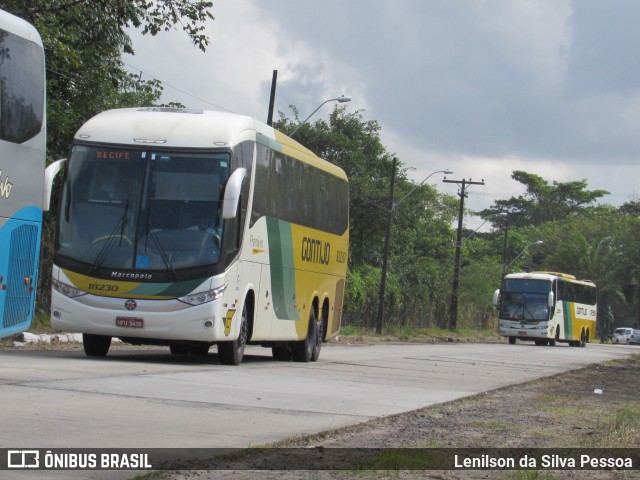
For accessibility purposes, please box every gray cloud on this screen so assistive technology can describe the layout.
[253,0,640,164]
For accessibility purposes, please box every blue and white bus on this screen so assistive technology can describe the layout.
[0,9,46,338]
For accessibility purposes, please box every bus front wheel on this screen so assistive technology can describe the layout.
[508,337,516,345]
[218,305,248,365]
[83,333,111,357]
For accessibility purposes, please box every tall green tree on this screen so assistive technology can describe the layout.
[480,170,608,227]
[0,0,214,313]
[0,0,214,157]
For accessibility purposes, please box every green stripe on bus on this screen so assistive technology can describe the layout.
[562,300,572,339]
[266,218,299,321]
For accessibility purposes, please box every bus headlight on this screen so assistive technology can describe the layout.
[52,279,87,298]
[178,284,227,306]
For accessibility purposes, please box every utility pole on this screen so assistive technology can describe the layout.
[266,70,277,126]
[376,157,397,334]
[501,215,509,278]
[443,178,484,331]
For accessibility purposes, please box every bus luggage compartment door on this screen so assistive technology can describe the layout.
[1,223,39,331]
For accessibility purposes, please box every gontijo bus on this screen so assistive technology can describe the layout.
[492,272,596,347]
[0,9,47,338]
[48,107,349,364]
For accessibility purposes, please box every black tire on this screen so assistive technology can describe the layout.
[292,308,317,363]
[83,334,111,357]
[218,305,248,365]
[272,346,291,361]
[311,314,324,362]
[580,329,587,348]
[508,337,516,345]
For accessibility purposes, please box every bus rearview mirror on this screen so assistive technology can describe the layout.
[492,289,500,307]
[222,168,247,219]
[43,158,66,211]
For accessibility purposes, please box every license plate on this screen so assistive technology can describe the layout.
[116,316,144,328]
[518,331,527,336]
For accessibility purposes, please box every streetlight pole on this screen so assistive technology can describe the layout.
[289,95,352,137]
[376,157,397,334]
[375,165,453,334]
[443,177,485,331]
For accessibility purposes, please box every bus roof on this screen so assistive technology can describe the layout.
[0,8,43,47]
[505,271,595,286]
[74,108,347,180]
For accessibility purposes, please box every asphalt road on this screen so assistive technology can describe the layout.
[0,341,637,479]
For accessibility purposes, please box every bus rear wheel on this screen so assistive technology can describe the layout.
[218,305,248,365]
[311,315,323,362]
[83,333,111,357]
[579,329,587,348]
[292,308,317,363]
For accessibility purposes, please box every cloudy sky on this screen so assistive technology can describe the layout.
[124,0,640,230]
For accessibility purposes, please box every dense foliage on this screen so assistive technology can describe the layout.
[0,0,212,157]
[277,112,640,336]
[0,0,213,311]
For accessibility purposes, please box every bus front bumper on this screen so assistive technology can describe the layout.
[50,289,227,343]
[499,321,556,340]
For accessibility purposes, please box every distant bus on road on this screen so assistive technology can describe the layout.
[48,108,349,364]
[493,272,597,347]
[0,9,46,339]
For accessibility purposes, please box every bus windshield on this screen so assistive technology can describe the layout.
[56,145,230,275]
[500,279,551,322]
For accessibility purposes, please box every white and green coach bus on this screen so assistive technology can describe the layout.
[493,272,597,347]
[48,107,349,365]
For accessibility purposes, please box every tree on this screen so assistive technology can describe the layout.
[620,199,640,216]
[525,207,640,334]
[275,108,459,328]
[0,0,214,313]
[0,0,214,157]
[480,170,608,227]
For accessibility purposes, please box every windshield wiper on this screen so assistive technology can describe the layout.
[144,215,177,280]
[90,196,130,274]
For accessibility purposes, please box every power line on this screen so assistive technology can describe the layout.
[123,61,234,112]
